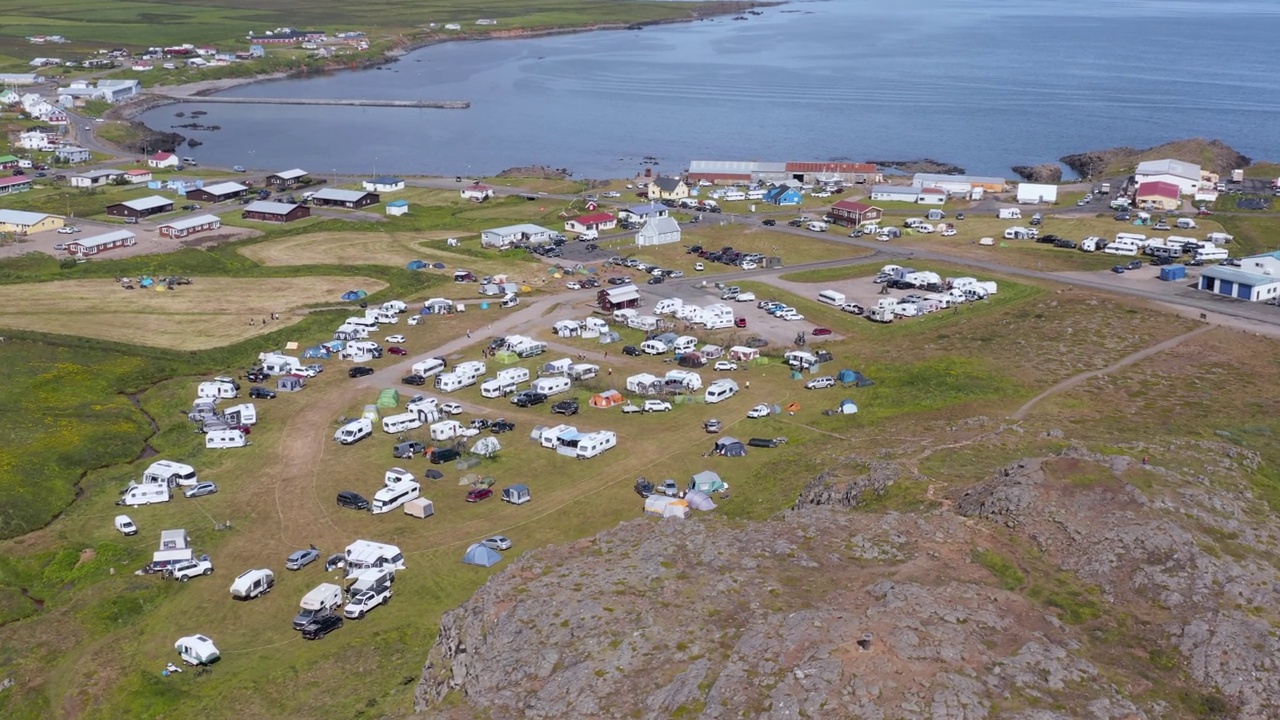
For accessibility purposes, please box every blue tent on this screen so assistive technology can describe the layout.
[462,543,502,567]
[407,260,427,271]
[841,370,874,387]
[341,290,368,301]
[301,345,329,358]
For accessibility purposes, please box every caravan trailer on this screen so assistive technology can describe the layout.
[197,381,237,399]
[118,482,171,506]
[453,361,486,380]
[704,379,739,404]
[143,460,198,487]
[575,431,618,459]
[411,358,447,378]
[372,481,420,515]
[222,403,257,426]
[229,569,275,600]
[434,373,475,393]
[480,378,519,398]
[530,377,571,396]
[381,412,422,434]
[206,429,248,449]
[496,367,531,384]
[653,298,683,315]
[817,289,846,307]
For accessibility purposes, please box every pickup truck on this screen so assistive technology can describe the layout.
[171,555,214,581]
[344,585,392,619]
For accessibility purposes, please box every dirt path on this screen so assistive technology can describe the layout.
[1010,324,1216,421]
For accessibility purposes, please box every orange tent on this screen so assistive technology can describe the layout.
[590,390,625,408]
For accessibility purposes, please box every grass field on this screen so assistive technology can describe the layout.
[0,277,385,349]
[599,222,869,275]
[238,230,461,267]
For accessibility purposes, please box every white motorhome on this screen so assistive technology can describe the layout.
[205,429,248,449]
[653,298,683,315]
[381,412,422,434]
[118,482,171,507]
[411,358,446,378]
[334,418,373,445]
[429,420,466,441]
[530,376,571,396]
[372,481,420,515]
[817,289,846,307]
[345,539,406,572]
[480,378,518,398]
[229,569,275,600]
[346,316,378,330]
[384,467,416,487]
[294,583,344,629]
[705,379,740,404]
[998,208,1022,219]
[806,221,828,232]
[575,430,618,459]
[500,293,520,308]
[671,336,698,353]
[434,373,475,393]
[454,361,487,380]
[197,381,237,399]
[143,460,198,487]
[222,403,257,426]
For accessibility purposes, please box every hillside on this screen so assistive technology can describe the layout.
[417,449,1280,719]
[1059,138,1252,179]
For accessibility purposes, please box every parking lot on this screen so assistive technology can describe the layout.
[0,216,258,260]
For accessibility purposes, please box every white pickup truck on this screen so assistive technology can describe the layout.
[344,585,392,619]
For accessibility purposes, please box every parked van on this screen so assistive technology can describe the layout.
[428,447,460,465]
[500,293,520,309]
[371,481,420,515]
[480,378,519,398]
[206,429,248,449]
[118,482,171,507]
[454,361,486,379]
[997,208,1022,219]
[381,412,422,434]
[197,381,237,399]
[230,569,275,600]
[411,358,446,378]
[817,289,847,307]
[806,221,828,232]
[575,431,618,459]
[705,379,739,404]
[334,418,373,445]
[434,373,475,393]
[530,376,571,396]
[115,514,138,535]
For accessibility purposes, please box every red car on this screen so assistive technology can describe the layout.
[387,346,408,356]
[811,328,833,336]
[735,317,747,328]
[466,487,493,503]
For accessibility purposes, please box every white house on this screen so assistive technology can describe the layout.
[363,176,404,193]
[1197,251,1280,303]
[460,183,494,202]
[55,146,91,164]
[69,169,125,188]
[915,187,947,205]
[635,216,681,246]
[618,203,669,224]
[869,185,922,203]
[149,152,180,169]
[1134,159,1202,196]
[16,131,53,150]
[480,223,553,249]
[1016,183,1059,204]
[565,212,616,235]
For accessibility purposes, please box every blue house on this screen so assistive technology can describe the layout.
[763,186,803,206]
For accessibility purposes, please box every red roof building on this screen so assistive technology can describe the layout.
[1136,181,1179,200]
[828,199,884,227]
[565,211,617,235]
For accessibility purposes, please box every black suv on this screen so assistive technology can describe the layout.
[490,419,515,434]
[513,391,547,408]
[622,345,642,357]
[552,399,579,416]
[401,374,426,386]
[249,386,276,399]
[761,218,776,226]
[336,490,369,511]
[245,369,268,383]
[301,614,343,640]
[349,366,375,378]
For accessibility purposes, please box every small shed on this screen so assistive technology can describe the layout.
[502,484,531,504]
[387,199,409,216]
[404,497,435,518]
[277,375,304,392]
[1159,265,1187,282]
[462,543,503,567]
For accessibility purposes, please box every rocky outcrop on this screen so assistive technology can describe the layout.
[1011,163,1063,183]
[865,158,966,175]
[793,460,901,508]
[496,165,572,179]
[1059,138,1252,179]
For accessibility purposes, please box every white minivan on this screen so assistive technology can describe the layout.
[334,418,373,444]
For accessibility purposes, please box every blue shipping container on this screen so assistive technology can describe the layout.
[1159,265,1187,282]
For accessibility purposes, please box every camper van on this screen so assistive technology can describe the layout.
[118,482,171,506]
[817,289,847,307]
[705,379,740,404]
[434,373,475,393]
[575,431,618,459]
[143,460,198,487]
[997,208,1022,219]
[411,358,446,378]
[384,467,416,488]
[197,381,237,399]
[371,481,420,515]
[230,569,275,600]
[500,293,520,309]
[293,583,344,630]
[334,418,373,445]
[496,367,530,384]
[530,377,572,396]
[205,429,248,449]
[480,378,519,398]
[453,361,486,380]
[381,412,422,434]
[653,298,683,315]
[222,403,257,426]
[346,316,378,330]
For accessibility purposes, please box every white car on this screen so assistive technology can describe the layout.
[621,403,643,414]
[441,402,463,415]
[57,227,75,235]
[740,261,758,270]
[694,262,705,271]
[747,404,771,419]
[781,312,806,322]
[171,556,214,582]
[805,376,836,390]
[344,585,392,619]
[667,270,684,279]
[642,399,672,413]
[811,191,831,198]
[385,334,406,344]
[601,191,620,198]
[714,361,738,371]
[941,228,957,237]
[565,281,581,290]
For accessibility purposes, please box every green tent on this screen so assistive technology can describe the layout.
[376,388,400,408]
[492,350,519,364]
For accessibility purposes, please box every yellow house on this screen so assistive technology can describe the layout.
[647,176,689,201]
[0,209,64,234]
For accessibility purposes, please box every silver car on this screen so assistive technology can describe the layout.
[805,376,836,390]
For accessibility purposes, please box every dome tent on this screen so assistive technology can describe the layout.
[341,289,368,301]
[407,260,427,270]
[462,543,502,567]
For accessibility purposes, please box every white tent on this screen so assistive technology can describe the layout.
[471,436,501,457]
[643,495,689,518]
[685,489,717,512]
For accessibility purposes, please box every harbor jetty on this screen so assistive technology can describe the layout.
[152,96,469,109]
